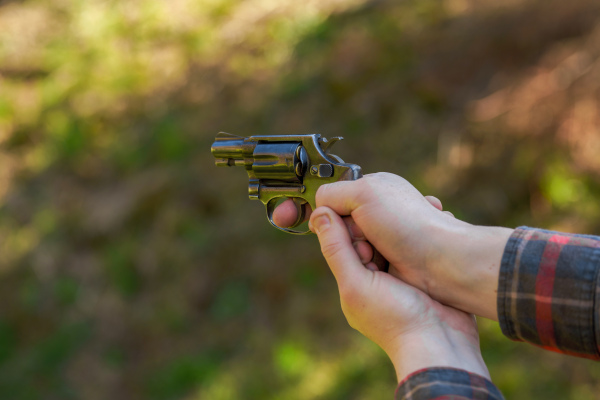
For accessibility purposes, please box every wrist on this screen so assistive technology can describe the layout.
[388,325,490,382]
[426,220,513,320]
[388,322,489,383]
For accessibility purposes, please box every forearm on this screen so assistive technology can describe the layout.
[430,223,600,359]
[388,321,490,382]
[390,321,504,400]
[426,220,513,321]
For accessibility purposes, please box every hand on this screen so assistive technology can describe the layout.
[308,205,490,382]
[275,193,446,273]
[274,173,513,320]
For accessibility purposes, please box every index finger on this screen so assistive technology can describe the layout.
[315,179,367,216]
[272,198,313,228]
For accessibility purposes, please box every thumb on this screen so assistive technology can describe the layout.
[309,207,369,287]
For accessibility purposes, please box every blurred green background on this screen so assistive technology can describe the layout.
[1,0,600,398]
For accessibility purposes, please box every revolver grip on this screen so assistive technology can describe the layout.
[260,162,362,235]
[263,165,388,272]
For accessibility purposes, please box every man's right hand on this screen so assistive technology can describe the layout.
[274,172,513,320]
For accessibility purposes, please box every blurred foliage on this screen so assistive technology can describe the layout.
[1,0,600,398]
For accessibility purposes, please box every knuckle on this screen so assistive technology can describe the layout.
[339,281,363,308]
[350,178,372,202]
[315,183,328,199]
[363,173,385,190]
[340,289,357,308]
[319,237,345,260]
[341,305,360,330]
[368,171,393,181]
[315,182,338,207]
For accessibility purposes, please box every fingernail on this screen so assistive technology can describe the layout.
[365,262,378,272]
[353,242,367,264]
[348,221,364,240]
[312,214,331,234]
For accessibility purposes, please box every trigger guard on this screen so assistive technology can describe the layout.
[290,198,306,228]
[266,198,311,235]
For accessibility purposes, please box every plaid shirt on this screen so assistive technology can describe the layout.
[396,226,600,399]
[395,368,504,400]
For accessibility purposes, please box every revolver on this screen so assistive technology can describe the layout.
[211,132,362,234]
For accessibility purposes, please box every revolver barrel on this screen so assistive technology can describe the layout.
[211,133,249,167]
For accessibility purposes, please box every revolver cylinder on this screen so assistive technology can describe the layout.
[252,143,307,182]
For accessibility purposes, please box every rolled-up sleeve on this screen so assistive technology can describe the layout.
[395,368,504,400]
[498,226,600,359]
[395,226,600,399]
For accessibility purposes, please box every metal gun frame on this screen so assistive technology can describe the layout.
[211,132,362,234]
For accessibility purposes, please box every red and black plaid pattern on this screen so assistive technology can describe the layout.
[395,368,504,400]
[395,227,600,399]
[498,226,600,359]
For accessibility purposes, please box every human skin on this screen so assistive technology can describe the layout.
[273,173,513,380]
[307,206,491,381]
[273,173,513,321]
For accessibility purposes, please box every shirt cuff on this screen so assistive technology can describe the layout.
[498,226,600,359]
[395,367,504,400]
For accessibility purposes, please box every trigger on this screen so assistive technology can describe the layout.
[265,198,311,235]
[290,198,307,228]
